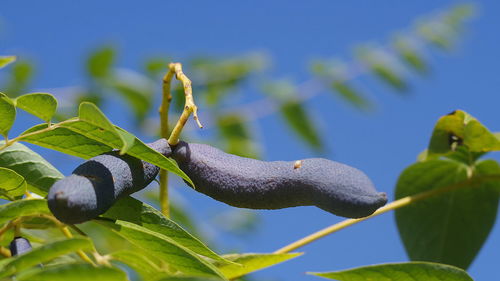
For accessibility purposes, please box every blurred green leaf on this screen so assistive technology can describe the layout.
[393,37,428,74]
[15,92,58,123]
[357,47,408,92]
[17,263,127,281]
[395,159,500,269]
[216,253,302,280]
[370,64,408,92]
[87,46,115,79]
[0,56,16,69]
[310,262,473,281]
[0,199,50,225]
[217,114,259,158]
[144,57,170,77]
[103,196,230,264]
[5,60,34,97]
[331,80,373,111]
[417,22,453,50]
[110,73,153,123]
[281,101,322,150]
[0,92,16,137]
[0,167,26,200]
[21,216,57,229]
[263,81,323,150]
[110,220,227,279]
[0,238,93,278]
[19,123,113,160]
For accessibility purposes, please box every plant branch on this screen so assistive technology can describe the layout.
[158,65,174,217]
[274,174,500,254]
[59,225,96,266]
[167,62,203,146]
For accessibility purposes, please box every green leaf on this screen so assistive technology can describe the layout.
[87,46,115,79]
[356,47,408,92]
[393,37,428,74]
[110,250,163,280]
[15,93,58,122]
[17,263,127,281]
[20,121,193,186]
[0,56,16,69]
[331,80,373,111]
[78,102,135,154]
[0,199,50,225]
[216,253,302,280]
[0,92,16,136]
[281,101,323,150]
[5,60,34,97]
[110,220,227,279]
[217,114,259,158]
[427,110,500,158]
[0,238,93,278]
[19,124,113,160]
[395,159,500,269]
[310,261,474,281]
[110,71,153,123]
[370,64,408,92]
[0,167,27,200]
[103,197,230,264]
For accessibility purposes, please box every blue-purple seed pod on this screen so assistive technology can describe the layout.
[48,139,171,224]
[171,142,387,218]
[9,237,32,256]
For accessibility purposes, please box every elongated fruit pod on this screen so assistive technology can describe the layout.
[171,141,387,218]
[48,139,171,224]
[9,237,32,256]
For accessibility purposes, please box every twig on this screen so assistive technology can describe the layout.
[158,62,203,217]
[167,62,203,145]
[59,226,96,266]
[274,174,500,254]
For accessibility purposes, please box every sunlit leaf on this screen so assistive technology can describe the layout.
[0,199,50,225]
[19,124,113,160]
[310,261,473,281]
[110,250,164,280]
[0,167,26,200]
[216,253,302,280]
[395,159,500,269]
[15,92,58,122]
[103,196,229,264]
[0,92,16,136]
[109,220,227,279]
[0,238,93,278]
[0,56,16,69]
[427,110,500,159]
[78,102,135,154]
[17,263,127,281]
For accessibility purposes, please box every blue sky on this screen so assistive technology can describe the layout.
[2,1,500,280]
